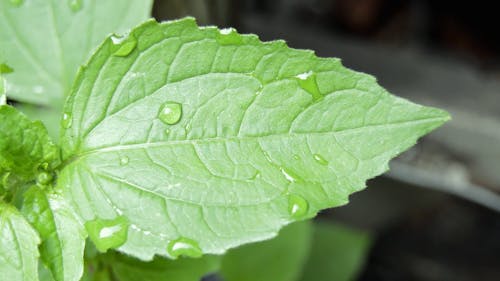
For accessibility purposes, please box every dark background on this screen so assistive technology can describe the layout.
[152,1,500,280]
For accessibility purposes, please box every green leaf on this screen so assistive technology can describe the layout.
[0,201,40,281]
[0,105,59,184]
[58,18,450,260]
[106,252,220,281]
[221,221,312,281]
[0,0,153,106]
[299,222,372,281]
[22,187,87,281]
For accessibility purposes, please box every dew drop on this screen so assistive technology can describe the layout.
[313,154,328,166]
[112,35,137,57]
[62,113,72,129]
[68,0,82,12]
[85,216,129,252]
[167,237,202,258]
[9,0,23,7]
[36,172,53,186]
[280,167,299,183]
[288,194,309,219]
[295,71,323,101]
[158,102,182,125]
[120,156,129,166]
[216,28,243,45]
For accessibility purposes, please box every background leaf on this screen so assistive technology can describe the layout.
[22,187,87,281]
[105,252,220,281]
[299,221,372,281]
[0,0,153,107]
[0,202,40,281]
[220,221,312,281]
[58,18,449,260]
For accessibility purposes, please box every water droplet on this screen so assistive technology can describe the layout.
[112,35,137,57]
[62,113,72,129]
[216,28,243,45]
[313,154,328,165]
[9,0,23,7]
[288,194,309,219]
[293,154,300,160]
[295,71,323,101]
[120,156,129,166]
[280,167,299,183]
[36,172,53,186]
[164,128,170,135]
[158,102,182,125]
[68,0,82,12]
[167,237,202,258]
[85,216,129,252]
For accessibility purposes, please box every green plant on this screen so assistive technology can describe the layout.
[0,1,449,280]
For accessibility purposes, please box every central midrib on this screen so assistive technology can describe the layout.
[61,116,446,168]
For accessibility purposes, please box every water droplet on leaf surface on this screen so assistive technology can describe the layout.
[288,194,309,219]
[68,0,82,12]
[167,237,203,258]
[313,154,328,165]
[85,216,129,252]
[36,172,53,186]
[112,35,137,57]
[280,167,300,183]
[62,113,72,129]
[216,28,243,45]
[120,156,129,166]
[158,102,182,125]
[295,71,323,101]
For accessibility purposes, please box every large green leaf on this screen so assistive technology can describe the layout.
[58,18,449,260]
[0,202,40,281]
[22,187,87,281]
[0,105,59,184]
[0,0,153,106]
[299,222,372,281]
[221,221,312,281]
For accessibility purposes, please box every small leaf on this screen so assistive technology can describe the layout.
[220,221,312,281]
[299,222,372,281]
[0,0,153,106]
[0,105,59,185]
[0,202,40,281]
[58,18,449,260]
[22,187,87,281]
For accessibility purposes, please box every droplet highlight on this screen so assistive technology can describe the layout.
[158,102,182,125]
[313,154,329,165]
[120,156,129,166]
[112,35,137,57]
[167,237,203,258]
[68,0,82,12]
[288,194,309,219]
[295,71,323,101]
[85,216,129,252]
[62,113,72,129]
